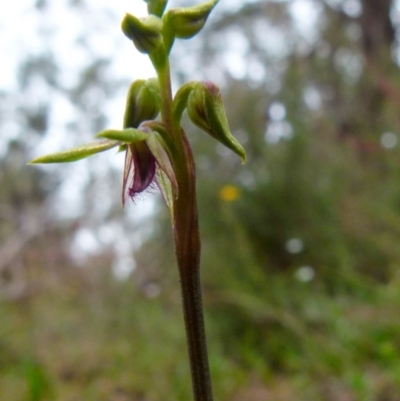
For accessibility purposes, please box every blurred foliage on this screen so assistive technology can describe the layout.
[3,0,400,400]
[2,262,400,400]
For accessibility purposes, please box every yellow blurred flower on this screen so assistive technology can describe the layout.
[219,185,240,202]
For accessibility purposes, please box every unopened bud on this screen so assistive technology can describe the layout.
[121,14,163,54]
[144,0,168,17]
[123,78,160,129]
[187,81,246,163]
[164,0,218,39]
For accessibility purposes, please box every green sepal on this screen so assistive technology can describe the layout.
[118,144,128,153]
[146,130,178,197]
[156,168,174,216]
[28,140,120,164]
[144,0,168,17]
[123,78,160,129]
[121,14,163,54]
[140,120,177,157]
[187,81,246,163]
[162,0,218,53]
[138,122,178,215]
[172,81,197,125]
[95,128,149,143]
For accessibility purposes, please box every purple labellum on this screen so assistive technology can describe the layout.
[122,141,156,205]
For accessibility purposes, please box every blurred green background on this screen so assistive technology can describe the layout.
[2,0,400,400]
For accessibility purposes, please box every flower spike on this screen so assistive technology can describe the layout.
[29,2,243,399]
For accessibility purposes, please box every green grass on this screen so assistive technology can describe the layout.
[1,267,400,401]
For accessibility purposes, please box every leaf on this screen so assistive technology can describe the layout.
[28,140,120,164]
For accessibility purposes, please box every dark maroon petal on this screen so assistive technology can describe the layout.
[128,141,156,199]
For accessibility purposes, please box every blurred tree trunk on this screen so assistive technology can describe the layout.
[359,0,394,56]
[357,0,399,132]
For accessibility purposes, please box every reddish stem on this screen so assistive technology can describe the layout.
[173,134,214,401]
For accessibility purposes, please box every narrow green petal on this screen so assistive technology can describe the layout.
[147,131,178,195]
[95,128,149,143]
[156,168,174,217]
[140,120,176,156]
[28,140,120,164]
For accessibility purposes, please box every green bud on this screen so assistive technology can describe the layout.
[28,140,120,164]
[144,77,162,106]
[162,0,218,52]
[123,78,160,129]
[187,81,246,163]
[144,0,168,17]
[172,81,198,126]
[121,14,163,54]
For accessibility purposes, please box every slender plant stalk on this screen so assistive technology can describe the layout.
[178,255,213,401]
[174,140,213,401]
[156,54,214,401]
[29,3,246,400]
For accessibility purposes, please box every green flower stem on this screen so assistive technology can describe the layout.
[150,50,173,135]
[154,47,214,401]
[158,66,173,129]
